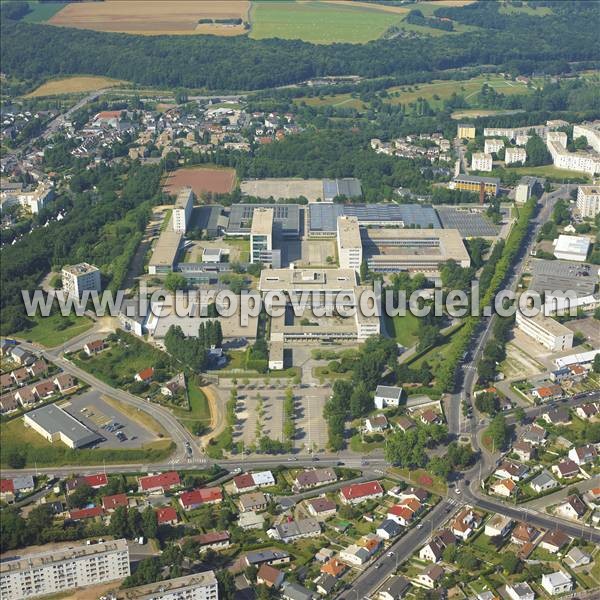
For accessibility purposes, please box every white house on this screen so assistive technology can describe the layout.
[506,582,535,600]
[484,514,513,538]
[374,385,403,410]
[542,571,572,596]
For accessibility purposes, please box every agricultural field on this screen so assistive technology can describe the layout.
[47,0,250,36]
[25,76,125,98]
[249,0,408,44]
[22,1,68,23]
[162,166,236,198]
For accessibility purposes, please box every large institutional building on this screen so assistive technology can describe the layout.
[337,216,362,271]
[172,187,194,234]
[0,539,130,600]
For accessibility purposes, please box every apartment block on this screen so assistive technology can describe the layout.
[111,571,218,600]
[573,121,600,153]
[504,147,527,165]
[336,215,362,272]
[0,539,130,600]
[576,185,600,218]
[61,263,101,298]
[471,152,493,172]
[515,311,573,352]
[484,139,504,155]
[172,187,194,234]
[457,124,476,139]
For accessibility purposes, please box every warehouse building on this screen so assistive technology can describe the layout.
[0,539,130,600]
[553,235,591,262]
[23,404,101,449]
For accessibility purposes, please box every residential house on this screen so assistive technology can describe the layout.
[138,471,180,493]
[376,519,402,540]
[239,492,268,513]
[417,564,444,589]
[378,576,411,600]
[15,385,35,406]
[12,475,34,494]
[69,506,105,521]
[10,347,35,365]
[555,495,586,520]
[365,415,388,433]
[134,367,154,383]
[576,403,598,420]
[553,459,580,479]
[270,518,321,543]
[192,531,230,552]
[156,506,178,526]
[243,550,290,568]
[83,339,105,356]
[32,380,56,400]
[321,557,346,579]
[396,416,416,432]
[387,504,415,527]
[339,544,370,566]
[53,373,77,393]
[83,474,107,489]
[374,385,403,410]
[233,470,275,493]
[11,367,30,386]
[511,523,539,546]
[522,424,547,446]
[530,470,558,494]
[306,497,337,518]
[314,573,336,597]
[539,529,569,554]
[568,444,598,466]
[294,468,337,490]
[0,392,18,414]
[484,514,513,538]
[257,564,284,589]
[0,372,14,391]
[179,487,223,510]
[339,480,383,505]
[397,487,428,503]
[565,546,591,568]
[490,478,516,498]
[533,385,564,402]
[419,530,455,563]
[451,507,481,541]
[101,493,128,511]
[27,359,48,378]
[541,571,573,595]
[512,441,534,462]
[281,581,316,600]
[420,409,442,425]
[543,406,571,426]
[506,582,535,600]
[583,487,600,509]
[494,460,529,481]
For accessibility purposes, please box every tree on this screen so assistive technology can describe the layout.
[217,570,237,600]
[164,272,187,293]
[487,414,510,451]
[141,506,158,539]
[68,483,93,509]
[525,133,551,166]
[6,451,26,469]
[110,506,129,538]
[593,353,600,374]
[359,259,369,282]
[474,391,499,415]
[501,553,521,574]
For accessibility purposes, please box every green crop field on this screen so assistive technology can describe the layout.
[249,1,407,44]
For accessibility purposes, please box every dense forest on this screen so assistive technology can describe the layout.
[1,2,598,92]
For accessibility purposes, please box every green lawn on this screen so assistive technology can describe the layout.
[0,417,174,467]
[502,164,591,183]
[386,312,420,347]
[408,324,462,370]
[73,332,174,388]
[22,1,67,23]
[249,1,407,44]
[498,3,553,16]
[14,313,93,348]
[172,380,211,433]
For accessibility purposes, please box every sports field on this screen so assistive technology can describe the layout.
[25,76,125,98]
[163,167,236,198]
[48,0,250,35]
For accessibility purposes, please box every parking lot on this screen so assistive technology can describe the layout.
[231,385,330,452]
[60,389,157,449]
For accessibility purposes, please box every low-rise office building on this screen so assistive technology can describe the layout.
[0,539,130,600]
[553,234,591,262]
[515,311,573,352]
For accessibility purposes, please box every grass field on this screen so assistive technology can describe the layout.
[48,0,250,35]
[14,313,93,348]
[1,418,174,467]
[25,76,125,98]
[172,381,211,433]
[498,2,553,16]
[22,1,67,23]
[386,312,420,347]
[249,0,407,44]
[502,164,591,182]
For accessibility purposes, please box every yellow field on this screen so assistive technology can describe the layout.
[25,76,125,98]
[49,0,250,36]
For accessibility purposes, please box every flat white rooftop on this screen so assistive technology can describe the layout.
[553,234,591,258]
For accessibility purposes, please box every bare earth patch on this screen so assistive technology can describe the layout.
[163,167,236,198]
